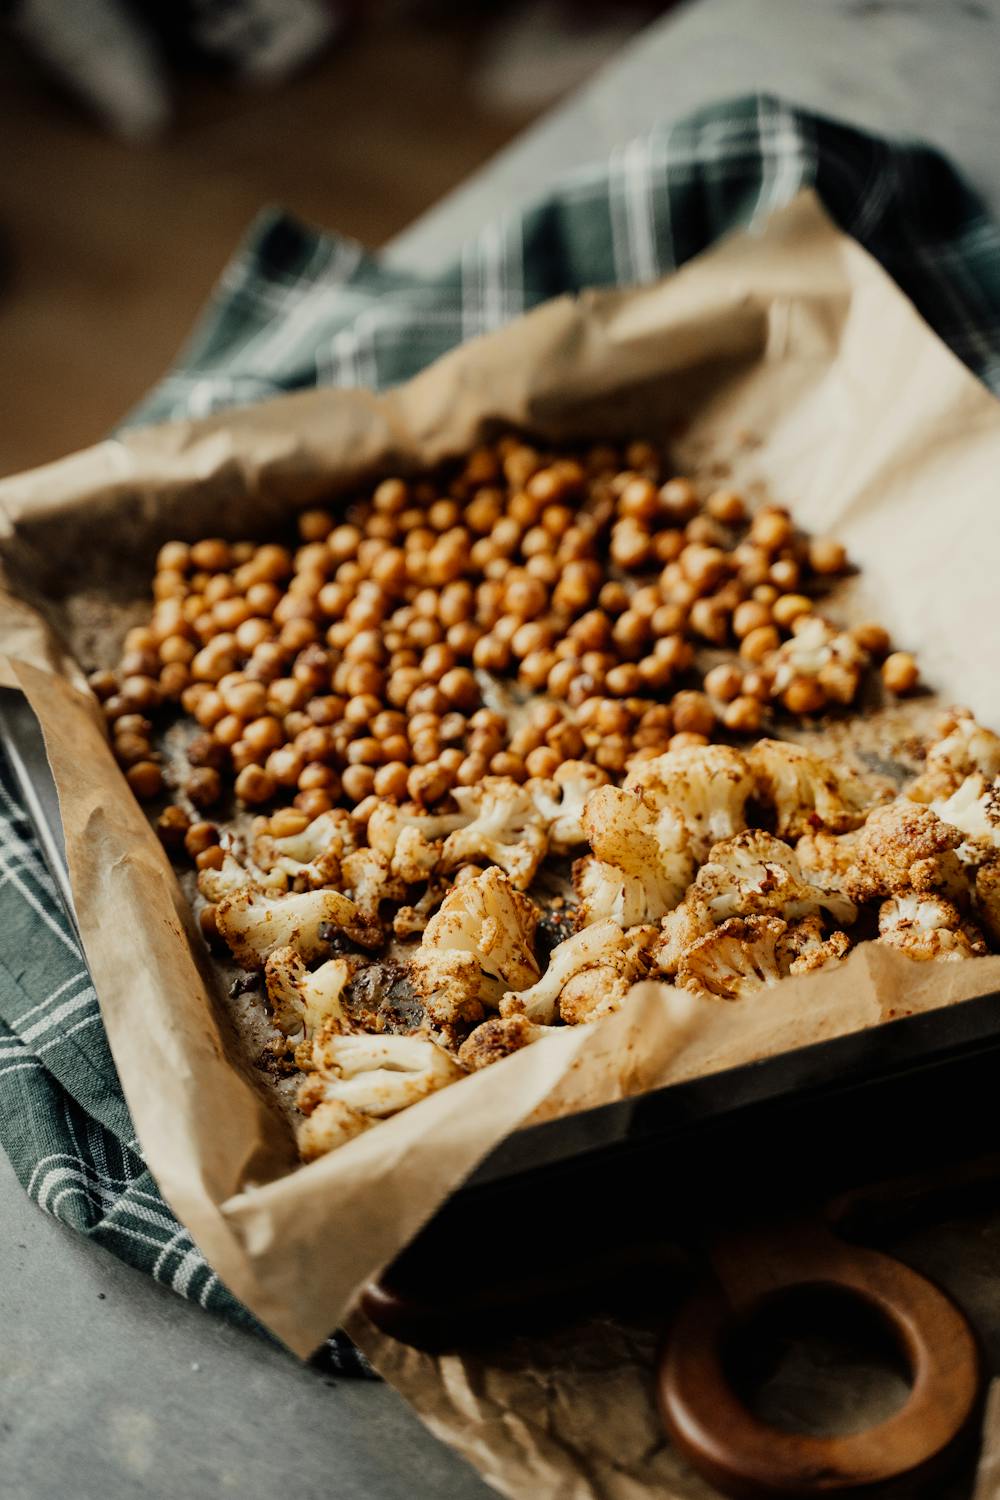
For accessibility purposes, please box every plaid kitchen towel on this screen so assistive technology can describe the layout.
[3,93,1000,1367]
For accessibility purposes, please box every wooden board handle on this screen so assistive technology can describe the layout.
[657,1223,982,1498]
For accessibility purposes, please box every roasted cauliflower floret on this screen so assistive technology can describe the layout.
[676,913,850,1000]
[407,948,487,1042]
[215,886,361,969]
[907,709,1000,804]
[296,1093,373,1162]
[794,829,863,893]
[196,852,256,904]
[421,866,540,994]
[251,809,356,889]
[528,761,610,852]
[457,1014,561,1071]
[392,877,449,939]
[653,899,716,977]
[749,739,890,839]
[575,786,695,927]
[304,1030,464,1117]
[767,615,867,706]
[367,800,471,882]
[930,775,1000,862]
[442,778,549,888]
[845,801,967,904]
[623,745,753,861]
[500,920,654,1025]
[878,893,987,961]
[975,863,1000,946]
[264,946,354,1038]
[692,830,857,927]
[677,915,789,1000]
[340,848,407,925]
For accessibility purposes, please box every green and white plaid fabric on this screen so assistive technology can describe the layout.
[3,94,1000,1366]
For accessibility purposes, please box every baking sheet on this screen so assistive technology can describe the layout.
[3,193,1000,1432]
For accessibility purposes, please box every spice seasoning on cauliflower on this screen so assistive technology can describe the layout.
[442,778,549,889]
[575,786,694,926]
[877,894,987,962]
[907,709,1000,804]
[845,800,967,904]
[749,739,891,839]
[623,744,753,860]
[501,921,655,1025]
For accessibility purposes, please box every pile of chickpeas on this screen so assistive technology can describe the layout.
[88,436,919,851]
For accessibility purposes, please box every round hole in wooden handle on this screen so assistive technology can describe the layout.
[657,1237,981,1498]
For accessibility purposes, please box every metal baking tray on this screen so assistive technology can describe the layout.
[6,686,1000,1315]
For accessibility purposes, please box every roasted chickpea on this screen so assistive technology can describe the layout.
[184,821,219,860]
[723,695,764,733]
[126,761,163,800]
[808,537,848,575]
[671,691,715,737]
[782,677,827,715]
[341,764,376,803]
[156,804,191,851]
[772,593,813,630]
[740,624,781,663]
[186,767,222,809]
[882,652,919,696]
[852,621,891,657]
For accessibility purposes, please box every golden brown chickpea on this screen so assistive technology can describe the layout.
[195,845,225,874]
[114,733,153,767]
[882,652,920,696]
[381,734,412,764]
[750,508,793,553]
[672,691,715,737]
[295,789,334,819]
[185,767,221,809]
[653,634,694,673]
[851,621,891,657]
[689,598,730,645]
[741,670,773,702]
[373,478,409,515]
[241,716,283,755]
[185,732,227,770]
[618,476,661,523]
[346,737,383,767]
[522,745,559,778]
[782,677,827,715]
[374,762,410,800]
[120,648,162,679]
[594,736,630,773]
[772,593,813,630]
[232,765,275,805]
[610,522,652,571]
[637,656,674,690]
[217,677,266,720]
[740,624,781,663]
[266,809,309,840]
[808,537,848,575]
[518,650,556,690]
[299,762,340,794]
[190,538,232,572]
[156,804,191,852]
[545,658,577,699]
[704,663,744,702]
[605,663,643,697]
[267,678,309,715]
[769,557,800,592]
[184,821,219,860]
[669,731,710,751]
[190,689,223,730]
[456,753,488,787]
[87,669,119,702]
[732,599,773,639]
[327,525,362,564]
[723,695,764,733]
[101,694,132,723]
[156,541,190,573]
[705,488,746,525]
[341,764,375,803]
[406,763,451,803]
[199,905,219,943]
[120,674,163,711]
[297,508,334,543]
[152,571,188,602]
[488,751,525,782]
[659,477,700,522]
[159,663,191,699]
[123,761,162,801]
[752,583,780,607]
[159,634,196,666]
[293,725,335,764]
[265,745,306,788]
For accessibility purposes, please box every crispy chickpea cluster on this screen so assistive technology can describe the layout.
[89,436,916,828]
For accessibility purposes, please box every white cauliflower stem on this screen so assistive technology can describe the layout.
[528,761,610,852]
[930,775,1000,860]
[907,709,1000,803]
[442,777,549,888]
[304,1030,463,1117]
[197,852,256,904]
[216,886,360,969]
[624,745,753,860]
[367,800,471,882]
[500,920,653,1024]
[252,809,356,889]
[576,786,694,926]
[750,739,889,839]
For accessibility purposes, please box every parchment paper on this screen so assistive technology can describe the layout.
[4,191,1000,1494]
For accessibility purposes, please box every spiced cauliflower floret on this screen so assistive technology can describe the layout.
[264,946,356,1038]
[930,775,1000,862]
[296,1092,373,1162]
[457,1014,562,1071]
[407,948,487,1044]
[794,829,864,894]
[749,739,890,839]
[442,778,549,888]
[574,786,695,927]
[623,745,753,861]
[676,913,850,1000]
[907,709,1000,804]
[215,886,361,969]
[196,852,257,904]
[421,866,540,994]
[295,1031,464,1159]
[878,893,987,961]
[767,615,867,706]
[251,809,356,889]
[974,863,1000,946]
[528,761,610,852]
[339,847,407,925]
[845,800,967,904]
[367,800,471,882]
[692,830,857,927]
[500,920,654,1025]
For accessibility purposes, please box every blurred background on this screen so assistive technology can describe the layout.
[0,0,665,477]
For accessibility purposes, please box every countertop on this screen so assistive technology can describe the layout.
[7,2,1000,1497]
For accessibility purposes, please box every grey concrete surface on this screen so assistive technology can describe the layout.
[388,0,1000,271]
[0,1150,489,1500]
[8,2,1000,1497]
